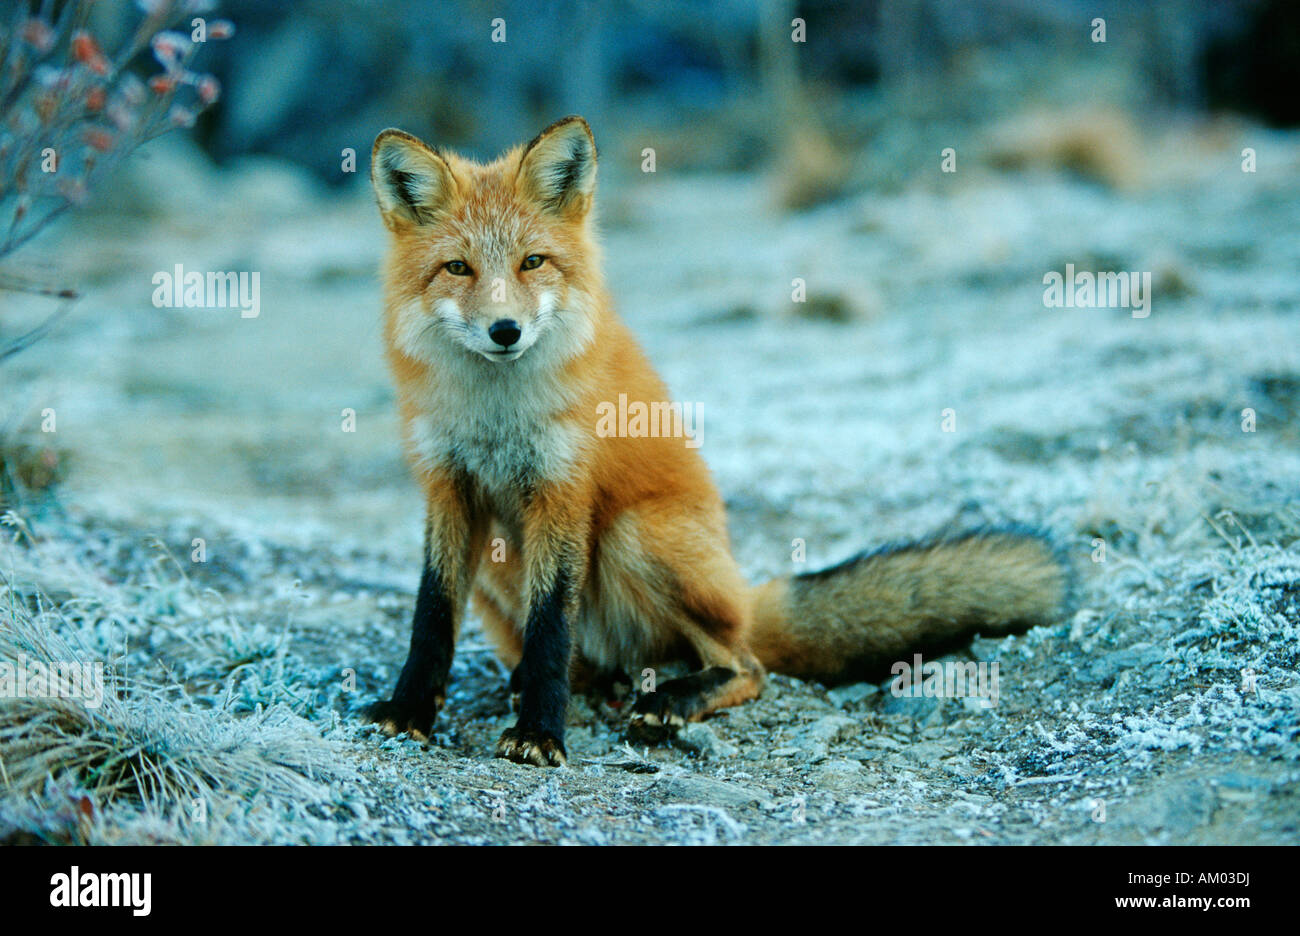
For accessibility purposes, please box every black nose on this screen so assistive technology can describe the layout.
[488,319,521,348]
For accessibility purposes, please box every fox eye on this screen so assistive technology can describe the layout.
[520,254,545,271]
[444,260,472,276]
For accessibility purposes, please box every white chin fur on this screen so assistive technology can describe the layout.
[398,291,589,367]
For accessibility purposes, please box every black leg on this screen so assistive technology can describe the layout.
[495,571,571,766]
[364,564,454,740]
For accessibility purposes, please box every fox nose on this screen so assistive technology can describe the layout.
[488,319,521,348]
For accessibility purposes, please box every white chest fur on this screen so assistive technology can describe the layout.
[404,357,584,496]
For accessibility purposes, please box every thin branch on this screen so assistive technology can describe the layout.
[0,288,75,364]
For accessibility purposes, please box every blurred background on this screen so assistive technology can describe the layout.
[2,0,1298,565]
[195,0,1300,182]
[176,0,1297,181]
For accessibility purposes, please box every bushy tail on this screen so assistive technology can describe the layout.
[748,528,1072,685]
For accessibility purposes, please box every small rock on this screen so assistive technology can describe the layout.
[652,776,770,809]
[806,715,857,745]
[812,759,865,791]
[674,722,740,759]
[828,682,879,707]
[879,691,941,720]
[1111,780,1218,834]
[1081,642,1168,687]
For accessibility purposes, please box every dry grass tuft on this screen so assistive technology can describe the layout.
[0,563,352,844]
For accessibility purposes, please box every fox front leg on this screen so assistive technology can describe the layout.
[494,570,573,766]
[494,488,586,767]
[365,479,481,740]
[363,565,455,740]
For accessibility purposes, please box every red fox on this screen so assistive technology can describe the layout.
[363,116,1072,767]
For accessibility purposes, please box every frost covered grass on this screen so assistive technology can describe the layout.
[0,535,355,844]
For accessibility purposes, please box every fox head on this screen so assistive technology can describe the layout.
[371,116,602,367]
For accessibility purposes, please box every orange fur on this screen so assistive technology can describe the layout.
[367,117,1070,762]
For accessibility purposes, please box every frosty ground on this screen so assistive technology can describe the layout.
[2,121,1298,845]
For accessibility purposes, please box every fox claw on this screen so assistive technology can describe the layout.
[362,696,442,742]
[495,726,567,767]
[626,709,686,744]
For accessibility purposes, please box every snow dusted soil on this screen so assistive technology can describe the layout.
[2,126,1298,844]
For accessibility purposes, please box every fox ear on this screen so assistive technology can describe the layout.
[371,129,457,228]
[517,116,597,216]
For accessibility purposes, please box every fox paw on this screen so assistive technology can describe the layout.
[626,695,688,745]
[494,726,567,767]
[362,695,443,742]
